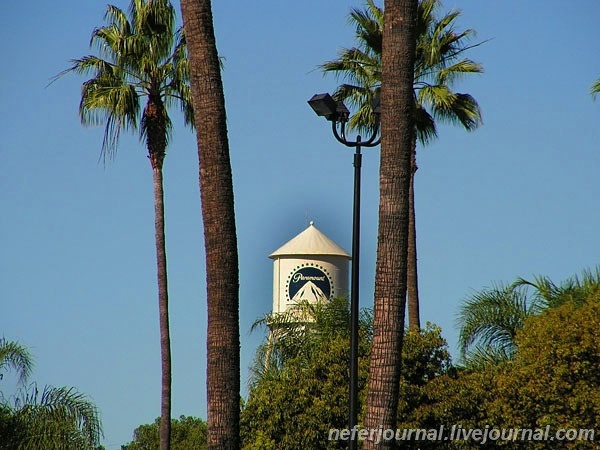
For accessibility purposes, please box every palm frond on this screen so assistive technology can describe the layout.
[130,0,175,61]
[247,340,285,389]
[10,383,102,449]
[62,55,116,79]
[53,0,194,161]
[436,59,484,85]
[416,0,438,38]
[249,297,371,385]
[91,24,133,64]
[457,284,534,361]
[320,0,483,139]
[321,47,380,87]
[418,86,481,130]
[349,0,383,56]
[461,345,511,371]
[163,27,195,128]
[79,80,140,160]
[414,105,437,144]
[104,4,130,31]
[459,268,600,368]
[0,339,34,384]
[513,266,600,309]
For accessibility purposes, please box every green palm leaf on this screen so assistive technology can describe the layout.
[513,266,600,309]
[54,0,194,162]
[11,384,102,450]
[0,339,33,384]
[457,284,542,362]
[320,0,483,140]
[249,297,372,387]
[458,267,600,367]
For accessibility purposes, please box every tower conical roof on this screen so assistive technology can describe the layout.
[269,222,351,259]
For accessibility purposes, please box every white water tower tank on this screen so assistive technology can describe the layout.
[269,221,351,314]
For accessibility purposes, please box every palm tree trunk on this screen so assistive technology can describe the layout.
[363,0,418,448]
[146,94,172,450]
[180,2,240,449]
[150,156,172,450]
[407,140,420,329]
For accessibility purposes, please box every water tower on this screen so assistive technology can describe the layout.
[269,221,351,314]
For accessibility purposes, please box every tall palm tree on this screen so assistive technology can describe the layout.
[321,0,483,329]
[362,0,418,447]
[179,1,240,449]
[0,338,33,385]
[58,2,193,448]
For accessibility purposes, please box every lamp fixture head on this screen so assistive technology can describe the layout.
[308,93,349,123]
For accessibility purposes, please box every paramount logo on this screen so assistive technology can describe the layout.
[288,266,332,302]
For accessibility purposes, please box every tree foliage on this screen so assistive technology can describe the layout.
[122,415,208,450]
[242,298,452,450]
[487,298,600,448]
[0,338,33,385]
[242,270,600,449]
[403,275,600,449]
[457,283,542,366]
[457,268,600,368]
[242,298,371,450]
[397,324,453,420]
[0,341,102,449]
[56,0,194,161]
[321,0,483,139]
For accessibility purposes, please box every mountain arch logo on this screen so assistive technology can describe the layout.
[287,265,333,303]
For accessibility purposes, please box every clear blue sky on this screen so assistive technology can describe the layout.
[1,1,599,448]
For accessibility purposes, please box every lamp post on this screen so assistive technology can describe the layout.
[308,93,380,450]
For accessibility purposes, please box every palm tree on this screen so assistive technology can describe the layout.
[457,284,544,368]
[4,384,103,450]
[57,2,193,448]
[0,342,102,449]
[321,0,483,329]
[457,267,600,368]
[513,266,600,308]
[0,338,33,384]
[362,0,418,447]
[179,1,240,449]
[249,297,372,387]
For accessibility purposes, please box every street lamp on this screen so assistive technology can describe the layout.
[308,93,380,450]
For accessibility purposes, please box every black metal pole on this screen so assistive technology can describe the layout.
[311,98,379,448]
[349,136,362,450]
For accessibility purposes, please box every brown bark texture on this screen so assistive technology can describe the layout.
[407,141,420,330]
[179,1,241,449]
[146,96,172,450]
[152,165,172,450]
[364,0,419,448]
